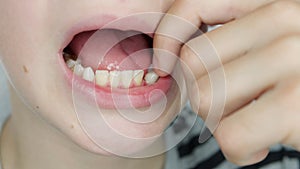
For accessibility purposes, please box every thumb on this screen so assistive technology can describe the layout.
[153,0,202,76]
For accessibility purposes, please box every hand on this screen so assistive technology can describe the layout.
[154,0,300,166]
[153,0,276,76]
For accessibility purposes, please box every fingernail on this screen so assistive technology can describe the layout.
[152,53,170,77]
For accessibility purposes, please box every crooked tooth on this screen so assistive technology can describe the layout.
[73,64,84,76]
[82,67,95,82]
[66,59,77,69]
[120,70,133,88]
[145,71,159,85]
[133,70,144,86]
[109,71,121,88]
[95,70,109,87]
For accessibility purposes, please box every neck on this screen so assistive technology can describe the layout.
[1,87,165,169]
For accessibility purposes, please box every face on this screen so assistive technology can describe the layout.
[0,0,186,156]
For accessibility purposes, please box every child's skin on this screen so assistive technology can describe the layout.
[1,0,300,169]
[0,1,175,169]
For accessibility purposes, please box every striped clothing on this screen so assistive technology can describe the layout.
[164,105,300,169]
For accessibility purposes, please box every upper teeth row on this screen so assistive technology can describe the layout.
[66,59,159,88]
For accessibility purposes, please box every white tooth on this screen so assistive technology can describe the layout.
[82,67,95,82]
[145,71,159,85]
[120,70,133,88]
[133,70,144,86]
[73,64,84,76]
[109,71,121,88]
[95,70,109,87]
[66,59,77,69]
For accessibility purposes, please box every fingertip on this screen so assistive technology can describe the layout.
[237,149,269,166]
[152,54,171,77]
[153,68,169,77]
[249,149,269,165]
[152,6,203,77]
[152,37,181,77]
[222,148,269,166]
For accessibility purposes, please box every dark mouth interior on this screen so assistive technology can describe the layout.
[63,29,153,62]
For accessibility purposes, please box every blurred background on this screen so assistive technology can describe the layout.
[0,62,11,119]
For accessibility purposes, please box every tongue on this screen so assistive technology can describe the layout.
[68,29,152,71]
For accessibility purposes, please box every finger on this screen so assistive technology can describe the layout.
[181,0,300,80]
[190,35,300,121]
[214,86,292,165]
[153,0,202,76]
[274,79,300,151]
[154,0,277,76]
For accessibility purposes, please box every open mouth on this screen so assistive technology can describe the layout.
[61,28,173,109]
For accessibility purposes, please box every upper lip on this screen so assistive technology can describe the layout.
[60,14,156,54]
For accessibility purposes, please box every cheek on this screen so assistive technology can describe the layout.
[0,1,80,149]
[0,0,70,117]
[0,0,48,88]
[0,0,46,39]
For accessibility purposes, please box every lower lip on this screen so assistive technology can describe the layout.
[59,53,173,109]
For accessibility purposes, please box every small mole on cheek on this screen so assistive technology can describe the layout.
[71,124,74,129]
[242,50,249,56]
[23,65,28,73]
[36,106,39,109]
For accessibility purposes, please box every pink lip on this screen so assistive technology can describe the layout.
[58,14,173,109]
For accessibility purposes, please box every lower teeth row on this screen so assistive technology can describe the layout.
[65,58,159,88]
